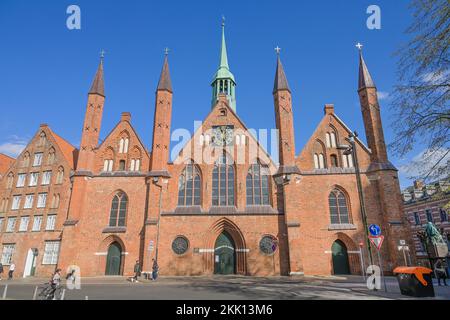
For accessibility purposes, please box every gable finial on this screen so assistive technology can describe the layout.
[100,49,106,61]
[221,15,226,27]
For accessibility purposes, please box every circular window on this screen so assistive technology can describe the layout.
[172,236,189,255]
[259,235,278,255]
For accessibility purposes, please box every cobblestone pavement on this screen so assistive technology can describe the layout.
[0,275,449,300]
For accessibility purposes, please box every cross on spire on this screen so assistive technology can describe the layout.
[222,15,226,27]
[275,46,281,55]
[356,42,363,51]
[164,47,170,56]
[100,49,106,60]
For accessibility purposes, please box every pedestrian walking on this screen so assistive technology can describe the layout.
[151,259,159,281]
[133,260,141,283]
[434,259,448,286]
[8,262,15,280]
[0,262,4,280]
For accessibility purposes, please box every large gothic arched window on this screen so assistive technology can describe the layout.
[109,192,128,227]
[212,153,235,206]
[246,162,270,205]
[329,189,350,224]
[178,161,201,206]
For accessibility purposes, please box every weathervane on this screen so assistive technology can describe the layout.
[222,15,225,27]
[164,47,170,56]
[100,49,106,60]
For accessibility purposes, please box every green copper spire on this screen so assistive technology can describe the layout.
[211,17,236,112]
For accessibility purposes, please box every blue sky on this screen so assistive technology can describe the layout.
[0,0,423,188]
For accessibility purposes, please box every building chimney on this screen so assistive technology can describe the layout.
[121,112,131,122]
[324,104,334,115]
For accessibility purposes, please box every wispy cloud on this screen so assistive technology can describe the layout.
[377,91,390,101]
[0,135,28,158]
[398,148,450,184]
[421,70,449,85]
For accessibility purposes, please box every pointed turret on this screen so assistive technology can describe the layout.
[356,44,388,164]
[273,54,291,93]
[89,58,105,97]
[77,54,106,171]
[272,49,299,175]
[211,18,236,112]
[358,49,376,91]
[150,51,173,176]
[157,54,173,93]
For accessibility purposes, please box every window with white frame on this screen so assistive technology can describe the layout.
[342,154,354,168]
[130,159,141,171]
[1,244,15,265]
[32,216,43,232]
[24,194,34,209]
[119,138,129,154]
[43,241,60,265]
[29,172,39,187]
[33,153,43,167]
[103,160,113,172]
[37,193,47,208]
[46,215,57,231]
[42,171,52,185]
[19,216,30,232]
[16,174,26,188]
[6,217,17,233]
[11,196,21,210]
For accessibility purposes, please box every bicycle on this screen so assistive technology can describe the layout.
[37,282,62,300]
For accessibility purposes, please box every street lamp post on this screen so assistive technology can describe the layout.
[340,132,374,267]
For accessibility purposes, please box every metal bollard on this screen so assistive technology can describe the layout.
[32,286,38,300]
[2,285,7,300]
[85,295,89,300]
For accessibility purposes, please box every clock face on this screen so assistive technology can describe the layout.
[212,125,234,146]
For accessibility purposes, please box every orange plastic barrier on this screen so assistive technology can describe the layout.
[393,267,433,286]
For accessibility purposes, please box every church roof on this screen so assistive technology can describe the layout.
[89,58,105,96]
[273,55,290,93]
[157,54,173,93]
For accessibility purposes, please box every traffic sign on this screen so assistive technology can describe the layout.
[369,235,384,251]
[368,224,381,236]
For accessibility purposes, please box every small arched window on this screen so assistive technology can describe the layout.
[212,153,235,206]
[109,192,128,227]
[6,173,14,189]
[330,154,338,168]
[178,161,201,206]
[47,148,56,165]
[319,154,325,169]
[119,160,126,171]
[246,162,270,205]
[39,132,47,146]
[326,133,331,148]
[329,189,350,224]
[330,132,337,148]
[314,154,319,169]
[343,154,354,168]
[22,152,30,168]
[56,167,64,184]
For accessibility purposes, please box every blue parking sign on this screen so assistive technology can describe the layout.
[369,224,381,236]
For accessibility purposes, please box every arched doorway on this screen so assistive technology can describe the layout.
[214,232,236,275]
[332,240,350,275]
[105,242,122,275]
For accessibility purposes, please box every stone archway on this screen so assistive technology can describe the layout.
[331,240,350,275]
[204,218,247,275]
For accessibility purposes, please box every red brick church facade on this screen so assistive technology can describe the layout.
[0,27,414,278]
